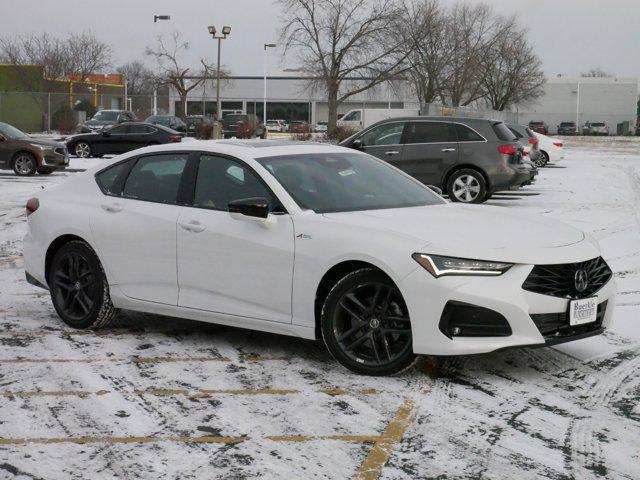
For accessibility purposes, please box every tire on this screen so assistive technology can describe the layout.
[446,168,487,204]
[74,142,92,158]
[37,168,55,175]
[12,153,37,176]
[540,151,550,166]
[48,240,119,329]
[483,191,493,201]
[321,268,416,376]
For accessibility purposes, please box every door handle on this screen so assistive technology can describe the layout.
[179,220,206,233]
[441,148,456,152]
[385,151,400,156]
[101,202,122,213]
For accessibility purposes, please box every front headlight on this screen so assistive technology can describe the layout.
[30,143,46,150]
[412,253,513,277]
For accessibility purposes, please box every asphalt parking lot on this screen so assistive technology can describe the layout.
[1,138,639,479]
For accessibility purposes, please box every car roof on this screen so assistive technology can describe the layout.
[372,115,503,124]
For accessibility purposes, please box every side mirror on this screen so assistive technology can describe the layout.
[427,185,443,196]
[229,197,269,221]
[351,139,363,150]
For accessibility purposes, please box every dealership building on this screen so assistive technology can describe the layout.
[171,72,638,133]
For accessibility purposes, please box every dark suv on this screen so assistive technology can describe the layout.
[557,121,577,135]
[340,116,527,203]
[222,114,266,139]
[80,110,137,133]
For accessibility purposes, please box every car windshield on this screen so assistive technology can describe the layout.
[0,122,30,140]
[150,116,172,126]
[561,122,575,126]
[92,111,119,121]
[256,152,444,213]
[592,122,605,127]
[225,114,246,124]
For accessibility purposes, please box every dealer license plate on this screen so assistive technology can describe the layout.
[569,297,597,326]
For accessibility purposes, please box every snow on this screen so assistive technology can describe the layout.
[1,139,640,479]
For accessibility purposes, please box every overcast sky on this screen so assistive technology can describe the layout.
[2,0,640,78]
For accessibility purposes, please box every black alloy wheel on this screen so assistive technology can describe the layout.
[321,269,416,376]
[49,241,118,329]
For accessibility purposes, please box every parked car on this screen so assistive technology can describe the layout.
[340,116,528,203]
[222,114,266,139]
[273,119,289,132]
[534,132,565,164]
[582,121,610,136]
[635,123,640,136]
[557,121,577,135]
[66,122,182,158]
[266,120,286,133]
[185,116,214,138]
[145,115,187,133]
[289,120,311,134]
[507,124,544,167]
[528,121,548,135]
[0,122,68,176]
[314,121,328,133]
[24,141,616,376]
[337,108,420,130]
[79,110,136,133]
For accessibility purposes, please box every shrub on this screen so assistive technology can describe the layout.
[235,122,255,139]
[73,100,96,119]
[195,122,213,139]
[52,105,75,134]
[324,125,360,143]
[292,132,312,141]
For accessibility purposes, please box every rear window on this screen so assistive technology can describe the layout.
[508,127,523,139]
[492,122,516,141]
[95,158,135,195]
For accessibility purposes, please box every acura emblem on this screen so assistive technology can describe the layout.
[575,269,589,293]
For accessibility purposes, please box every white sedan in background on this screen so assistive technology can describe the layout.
[534,132,565,165]
[23,141,615,376]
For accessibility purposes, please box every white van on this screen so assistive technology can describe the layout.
[337,108,420,130]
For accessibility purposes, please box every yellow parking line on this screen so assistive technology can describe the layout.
[266,434,380,442]
[0,255,22,265]
[0,355,287,364]
[353,396,419,480]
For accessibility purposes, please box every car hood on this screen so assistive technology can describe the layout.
[24,138,65,148]
[322,204,596,264]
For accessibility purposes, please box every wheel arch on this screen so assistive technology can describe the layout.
[313,260,396,340]
[11,150,41,168]
[45,233,96,284]
[442,164,491,192]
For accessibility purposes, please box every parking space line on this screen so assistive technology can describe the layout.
[0,435,248,446]
[0,355,288,364]
[266,434,380,442]
[1,390,110,398]
[353,396,418,480]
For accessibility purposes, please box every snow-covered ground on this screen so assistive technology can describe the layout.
[0,139,639,479]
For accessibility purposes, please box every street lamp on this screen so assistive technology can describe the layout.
[263,43,276,126]
[207,25,231,138]
[154,15,170,23]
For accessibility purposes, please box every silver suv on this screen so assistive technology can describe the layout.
[340,116,527,203]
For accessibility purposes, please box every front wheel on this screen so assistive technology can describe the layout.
[74,142,92,158]
[49,240,119,329]
[12,153,37,176]
[321,268,416,376]
[446,168,487,203]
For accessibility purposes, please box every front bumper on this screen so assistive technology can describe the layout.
[400,263,616,356]
[42,151,69,169]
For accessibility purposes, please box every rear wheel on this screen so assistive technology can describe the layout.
[540,151,550,166]
[446,168,487,203]
[49,240,119,329]
[12,153,37,176]
[74,142,92,158]
[321,269,416,376]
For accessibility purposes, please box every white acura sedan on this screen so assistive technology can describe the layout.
[23,141,615,376]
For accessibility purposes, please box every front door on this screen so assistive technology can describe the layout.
[177,153,295,323]
[357,121,406,164]
[398,121,459,186]
[90,152,189,304]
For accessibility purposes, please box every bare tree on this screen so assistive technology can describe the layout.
[398,0,448,106]
[279,0,413,131]
[145,32,214,119]
[0,32,112,80]
[581,68,613,78]
[117,61,157,95]
[479,16,545,111]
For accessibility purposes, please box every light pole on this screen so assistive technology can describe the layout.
[153,15,170,115]
[208,25,231,138]
[263,43,276,126]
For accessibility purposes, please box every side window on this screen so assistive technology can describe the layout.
[109,125,129,134]
[95,158,135,195]
[405,122,456,144]
[455,124,485,142]
[360,122,405,146]
[123,153,188,204]
[129,124,154,134]
[193,155,272,211]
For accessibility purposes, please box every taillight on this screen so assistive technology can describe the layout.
[26,198,39,216]
[169,135,182,142]
[528,139,538,145]
[498,144,516,155]
[523,151,529,156]
[553,142,563,147]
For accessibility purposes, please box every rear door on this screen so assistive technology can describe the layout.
[358,121,406,163]
[397,121,459,186]
[128,124,156,149]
